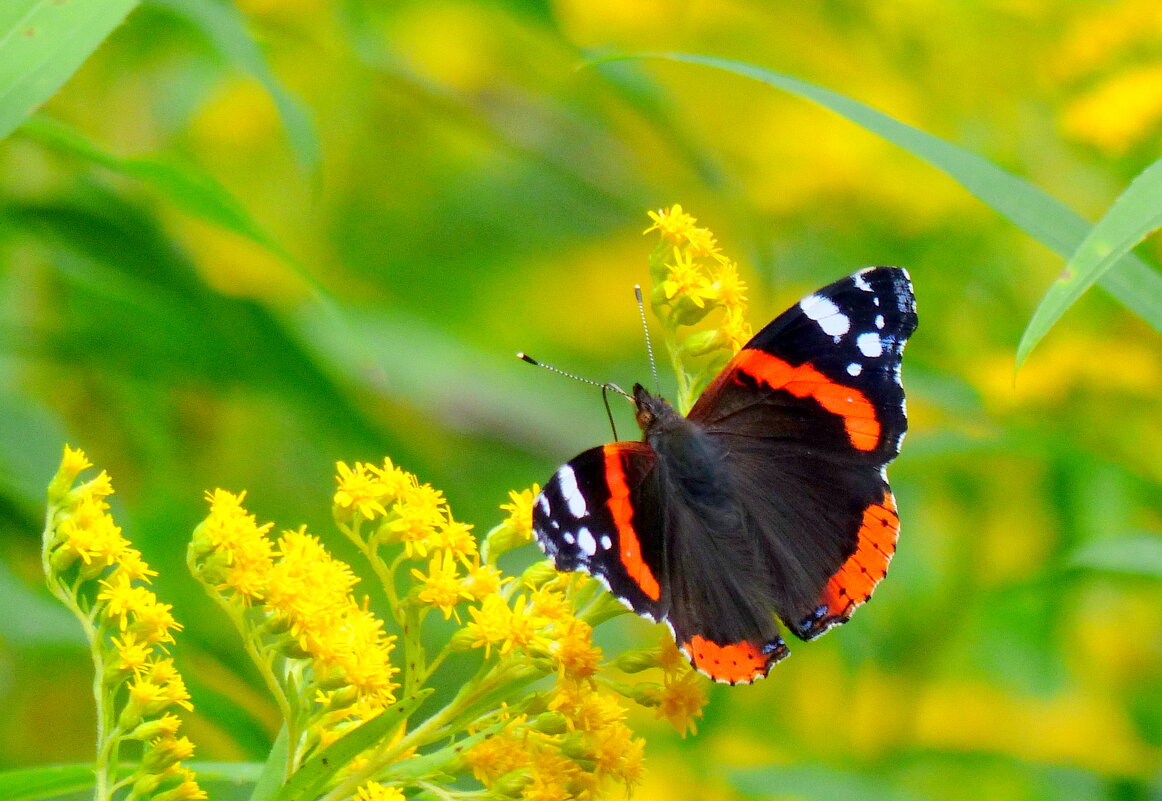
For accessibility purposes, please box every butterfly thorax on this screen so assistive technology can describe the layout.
[632,384,734,511]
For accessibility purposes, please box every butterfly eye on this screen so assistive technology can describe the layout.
[635,405,655,432]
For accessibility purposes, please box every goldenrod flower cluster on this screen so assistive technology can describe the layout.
[43,446,204,801]
[43,207,725,800]
[644,204,752,413]
[189,487,400,769]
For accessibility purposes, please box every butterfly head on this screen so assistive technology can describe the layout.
[632,383,681,436]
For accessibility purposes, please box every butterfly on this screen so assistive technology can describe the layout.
[531,266,917,683]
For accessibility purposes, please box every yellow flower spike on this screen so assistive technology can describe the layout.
[410,551,472,620]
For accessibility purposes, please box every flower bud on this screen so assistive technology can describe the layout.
[531,711,568,734]
[612,648,660,674]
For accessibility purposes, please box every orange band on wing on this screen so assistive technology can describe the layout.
[818,491,899,617]
[732,349,881,451]
[603,445,661,601]
[682,635,779,684]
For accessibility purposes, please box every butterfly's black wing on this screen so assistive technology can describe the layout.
[688,266,916,640]
[533,442,668,622]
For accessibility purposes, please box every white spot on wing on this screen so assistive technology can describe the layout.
[577,527,597,557]
[600,534,612,550]
[847,363,862,376]
[557,465,587,518]
[853,272,874,292]
[799,294,850,336]
[536,494,550,516]
[563,532,575,545]
[857,332,883,358]
[875,314,885,329]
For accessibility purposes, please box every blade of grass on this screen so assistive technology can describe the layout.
[1068,533,1162,579]
[1018,155,1162,364]
[598,53,1162,357]
[0,0,138,142]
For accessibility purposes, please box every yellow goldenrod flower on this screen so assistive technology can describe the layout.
[662,247,717,308]
[500,485,538,540]
[411,551,473,620]
[60,444,93,475]
[334,461,389,521]
[524,748,579,801]
[388,487,447,559]
[548,617,601,680]
[355,782,406,801]
[528,586,570,623]
[655,670,707,737]
[151,767,207,801]
[112,632,153,674]
[462,561,508,600]
[97,572,155,630]
[643,204,698,243]
[464,730,532,785]
[429,518,478,561]
[130,594,183,646]
[372,457,414,500]
[465,593,518,657]
[713,259,748,310]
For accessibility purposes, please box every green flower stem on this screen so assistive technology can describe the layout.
[191,567,293,733]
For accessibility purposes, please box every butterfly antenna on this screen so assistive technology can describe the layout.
[635,285,660,393]
[517,353,630,440]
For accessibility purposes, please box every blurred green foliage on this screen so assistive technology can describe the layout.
[2,1,1161,800]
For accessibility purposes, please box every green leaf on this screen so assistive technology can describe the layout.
[266,690,432,801]
[145,0,321,174]
[0,0,139,143]
[0,764,94,801]
[248,727,290,801]
[600,53,1162,352]
[1068,533,1162,579]
[1018,155,1162,364]
[18,114,285,256]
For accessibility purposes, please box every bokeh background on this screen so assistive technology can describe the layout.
[3,1,1161,799]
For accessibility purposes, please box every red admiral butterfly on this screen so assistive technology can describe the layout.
[532,266,917,684]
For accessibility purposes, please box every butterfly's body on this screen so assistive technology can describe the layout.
[534,267,917,684]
